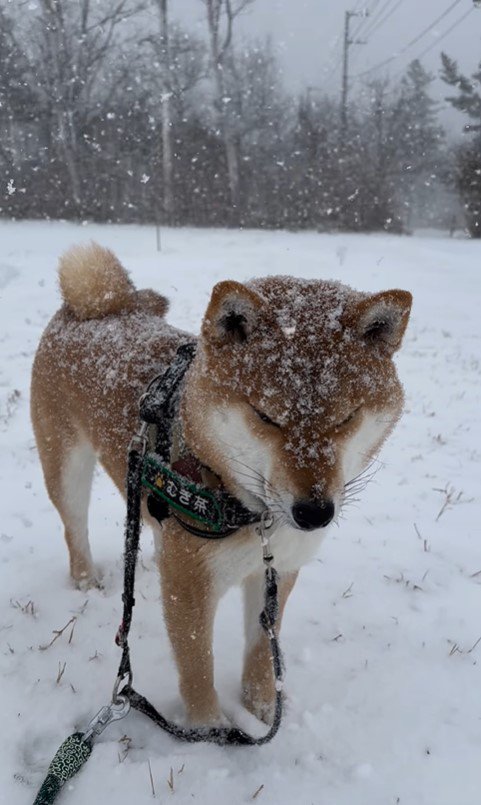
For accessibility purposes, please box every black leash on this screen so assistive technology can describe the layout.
[114,433,284,745]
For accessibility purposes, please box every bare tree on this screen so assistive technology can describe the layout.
[143,5,207,224]
[166,28,208,121]
[153,0,174,223]
[201,0,253,217]
[25,0,144,213]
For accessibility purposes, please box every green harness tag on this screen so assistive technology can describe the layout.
[142,454,223,532]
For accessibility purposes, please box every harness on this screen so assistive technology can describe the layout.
[33,345,284,804]
[139,341,262,538]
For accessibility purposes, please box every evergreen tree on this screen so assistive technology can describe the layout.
[441,53,481,237]
[394,60,444,228]
[349,80,401,232]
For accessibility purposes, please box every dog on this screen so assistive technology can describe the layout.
[31,243,412,727]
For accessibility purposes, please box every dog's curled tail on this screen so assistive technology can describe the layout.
[58,242,168,321]
[59,243,135,320]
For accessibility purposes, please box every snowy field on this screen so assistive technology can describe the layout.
[1,220,480,805]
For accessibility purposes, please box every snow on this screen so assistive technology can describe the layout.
[1,220,480,804]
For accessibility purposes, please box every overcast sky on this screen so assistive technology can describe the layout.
[171,0,481,132]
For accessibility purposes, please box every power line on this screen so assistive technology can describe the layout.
[388,5,475,81]
[324,0,383,83]
[362,0,405,40]
[366,0,404,36]
[323,1,398,93]
[351,0,393,40]
[413,5,473,61]
[353,1,473,79]
[365,0,395,26]
[351,0,383,39]
[404,0,464,50]
[350,0,403,69]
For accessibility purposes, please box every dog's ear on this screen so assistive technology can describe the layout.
[352,289,412,354]
[202,280,263,346]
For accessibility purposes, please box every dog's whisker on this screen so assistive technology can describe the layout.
[344,465,380,493]
[227,465,274,492]
[345,458,380,486]
[234,475,284,510]
[228,458,277,495]
[231,477,282,508]
[344,485,365,497]
[224,453,278,492]
[342,494,361,504]
[204,439,284,508]
[221,455,290,511]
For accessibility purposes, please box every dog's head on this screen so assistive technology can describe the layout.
[182,276,412,531]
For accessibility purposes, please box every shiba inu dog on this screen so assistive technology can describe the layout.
[31,243,412,727]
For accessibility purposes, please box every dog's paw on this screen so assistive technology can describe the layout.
[72,567,103,591]
[241,686,275,725]
[186,705,229,729]
[187,711,230,730]
[184,691,229,729]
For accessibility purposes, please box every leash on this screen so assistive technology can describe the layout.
[115,431,283,745]
[33,345,284,803]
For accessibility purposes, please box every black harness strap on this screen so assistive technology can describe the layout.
[116,437,284,746]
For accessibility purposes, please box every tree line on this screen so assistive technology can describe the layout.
[0,0,479,235]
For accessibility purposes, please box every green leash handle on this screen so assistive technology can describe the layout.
[33,733,92,805]
[33,697,130,804]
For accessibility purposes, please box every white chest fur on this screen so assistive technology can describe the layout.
[208,520,327,594]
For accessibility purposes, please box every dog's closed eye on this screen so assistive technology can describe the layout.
[251,406,281,429]
[336,406,362,429]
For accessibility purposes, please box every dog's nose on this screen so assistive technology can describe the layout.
[291,499,335,530]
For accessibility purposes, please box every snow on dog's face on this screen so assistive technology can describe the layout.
[182,276,412,531]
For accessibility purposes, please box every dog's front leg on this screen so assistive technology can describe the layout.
[159,521,222,726]
[241,570,298,724]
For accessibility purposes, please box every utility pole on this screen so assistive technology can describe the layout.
[341,9,368,136]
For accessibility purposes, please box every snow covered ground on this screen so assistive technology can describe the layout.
[1,220,480,805]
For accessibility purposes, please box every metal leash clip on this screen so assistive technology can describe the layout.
[112,666,133,704]
[257,510,275,575]
[128,420,148,455]
[82,695,131,744]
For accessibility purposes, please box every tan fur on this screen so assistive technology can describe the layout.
[160,519,222,724]
[31,245,411,725]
